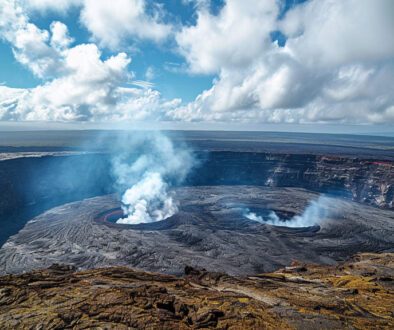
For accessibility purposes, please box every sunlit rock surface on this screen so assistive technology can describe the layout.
[0,253,392,329]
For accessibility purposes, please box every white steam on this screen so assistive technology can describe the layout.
[245,195,338,227]
[111,132,193,225]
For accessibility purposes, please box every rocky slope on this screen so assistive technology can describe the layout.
[0,253,392,329]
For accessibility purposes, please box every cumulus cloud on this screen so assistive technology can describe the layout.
[16,0,173,48]
[0,86,27,121]
[15,0,172,50]
[0,0,64,78]
[0,0,180,122]
[176,0,279,74]
[173,0,394,125]
[0,48,180,121]
[0,44,129,121]
[1,0,393,125]
[50,21,74,50]
[281,0,394,66]
[80,0,172,49]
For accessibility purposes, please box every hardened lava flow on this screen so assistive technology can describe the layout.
[0,186,393,276]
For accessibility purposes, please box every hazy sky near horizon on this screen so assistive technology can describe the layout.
[0,0,393,131]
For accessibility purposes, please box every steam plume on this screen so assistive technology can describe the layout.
[111,132,193,224]
[244,195,338,227]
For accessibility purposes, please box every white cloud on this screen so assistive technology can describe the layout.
[281,0,394,67]
[50,21,74,50]
[0,44,180,121]
[14,0,172,49]
[112,88,181,121]
[0,86,27,121]
[11,22,63,78]
[0,0,66,78]
[80,0,172,49]
[1,0,394,125]
[0,0,180,122]
[0,43,131,121]
[176,0,279,74]
[172,0,394,125]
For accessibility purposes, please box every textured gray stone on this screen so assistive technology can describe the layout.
[1,186,393,276]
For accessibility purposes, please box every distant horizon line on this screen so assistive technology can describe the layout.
[1,127,393,139]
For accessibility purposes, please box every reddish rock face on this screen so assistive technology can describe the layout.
[0,253,392,329]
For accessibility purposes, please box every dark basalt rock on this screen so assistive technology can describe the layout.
[0,187,393,276]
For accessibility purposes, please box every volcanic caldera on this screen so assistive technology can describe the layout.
[0,132,393,277]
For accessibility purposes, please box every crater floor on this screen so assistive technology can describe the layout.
[0,186,393,276]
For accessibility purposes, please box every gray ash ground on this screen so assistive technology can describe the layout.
[1,186,393,276]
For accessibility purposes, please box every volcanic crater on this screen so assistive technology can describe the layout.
[0,142,393,276]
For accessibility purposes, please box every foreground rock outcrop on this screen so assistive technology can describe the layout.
[0,253,392,329]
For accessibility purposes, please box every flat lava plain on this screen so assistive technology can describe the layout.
[1,186,393,276]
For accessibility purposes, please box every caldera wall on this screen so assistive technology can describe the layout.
[0,154,113,216]
[187,152,393,209]
[0,151,392,217]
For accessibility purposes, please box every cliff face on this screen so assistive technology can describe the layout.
[0,151,392,218]
[187,152,394,209]
[0,154,113,216]
[0,253,392,329]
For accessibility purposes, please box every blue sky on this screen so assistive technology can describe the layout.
[0,0,393,132]
[0,1,215,102]
[0,0,303,102]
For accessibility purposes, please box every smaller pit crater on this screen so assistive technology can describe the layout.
[97,208,181,231]
[246,207,296,221]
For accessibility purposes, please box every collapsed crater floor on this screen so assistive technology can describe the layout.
[0,186,393,276]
